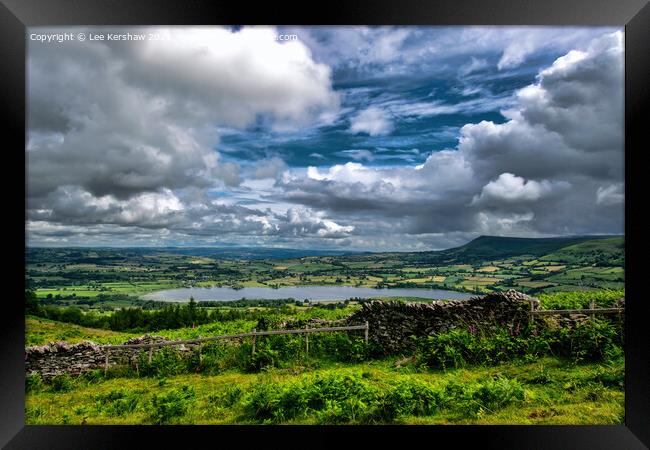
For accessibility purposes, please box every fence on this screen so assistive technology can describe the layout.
[529,299,624,322]
[99,322,370,374]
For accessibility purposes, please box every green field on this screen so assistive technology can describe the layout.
[24,237,625,425]
[26,357,623,425]
[24,287,625,425]
[27,236,624,304]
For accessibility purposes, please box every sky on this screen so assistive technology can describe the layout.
[26,26,624,251]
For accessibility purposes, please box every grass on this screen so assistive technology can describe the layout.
[24,280,625,426]
[25,357,623,425]
[35,281,182,299]
[537,289,624,310]
[25,315,259,346]
[26,316,135,346]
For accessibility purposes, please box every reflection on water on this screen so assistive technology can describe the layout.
[142,285,473,302]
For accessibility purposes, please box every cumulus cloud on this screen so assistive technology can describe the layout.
[472,173,569,205]
[349,106,394,136]
[252,157,289,180]
[27,26,343,245]
[118,27,340,128]
[27,28,624,250]
[596,184,624,206]
[36,186,184,228]
[275,31,624,243]
[281,208,355,238]
[27,26,338,202]
[477,211,537,235]
[458,31,623,181]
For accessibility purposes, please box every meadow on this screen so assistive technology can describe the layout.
[24,236,625,425]
[26,358,623,425]
[26,236,624,304]
[25,290,625,425]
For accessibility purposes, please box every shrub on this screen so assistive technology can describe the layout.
[312,333,368,362]
[592,365,624,388]
[438,377,525,418]
[379,378,442,420]
[569,318,623,363]
[467,376,525,416]
[415,328,531,369]
[242,382,281,422]
[208,385,243,408]
[148,385,196,424]
[246,346,279,373]
[187,341,250,374]
[263,334,304,361]
[306,372,378,411]
[416,330,473,370]
[25,406,45,423]
[415,318,623,370]
[94,389,141,416]
[243,371,379,423]
[26,373,44,393]
[538,290,624,310]
[48,374,73,393]
[241,370,528,424]
[314,397,375,424]
[78,369,104,385]
[138,346,186,377]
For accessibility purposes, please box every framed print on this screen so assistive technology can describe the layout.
[1,0,648,448]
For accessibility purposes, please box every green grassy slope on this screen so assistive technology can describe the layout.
[393,235,622,265]
[539,237,624,265]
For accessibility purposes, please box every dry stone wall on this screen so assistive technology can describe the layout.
[25,335,186,379]
[26,290,539,377]
[347,290,539,354]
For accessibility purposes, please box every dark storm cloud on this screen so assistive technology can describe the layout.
[27,26,344,245]
[27,26,338,200]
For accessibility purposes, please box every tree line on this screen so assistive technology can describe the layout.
[25,291,259,332]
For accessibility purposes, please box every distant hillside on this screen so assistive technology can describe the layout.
[395,235,624,265]
[26,246,362,261]
[156,247,362,260]
[539,237,624,266]
[27,235,623,265]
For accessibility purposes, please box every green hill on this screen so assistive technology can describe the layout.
[397,235,623,265]
[539,237,624,266]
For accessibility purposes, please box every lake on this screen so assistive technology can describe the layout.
[142,285,474,302]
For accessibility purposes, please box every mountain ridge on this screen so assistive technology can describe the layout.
[26,234,624,263]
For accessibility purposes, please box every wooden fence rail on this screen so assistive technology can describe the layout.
[530,307,624,316]
[100,322,369,374]
[100,323,370,350]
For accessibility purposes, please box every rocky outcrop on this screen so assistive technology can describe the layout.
[347,290,539,354]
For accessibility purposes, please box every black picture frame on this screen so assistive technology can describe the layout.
[1,0,648,448]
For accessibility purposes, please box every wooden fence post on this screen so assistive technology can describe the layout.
[148,345,153,364]
[305,325,309,356]
[364,321,369,345]
[589,299,595,320]
[104,350,109,376]
[252,328,256,355]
